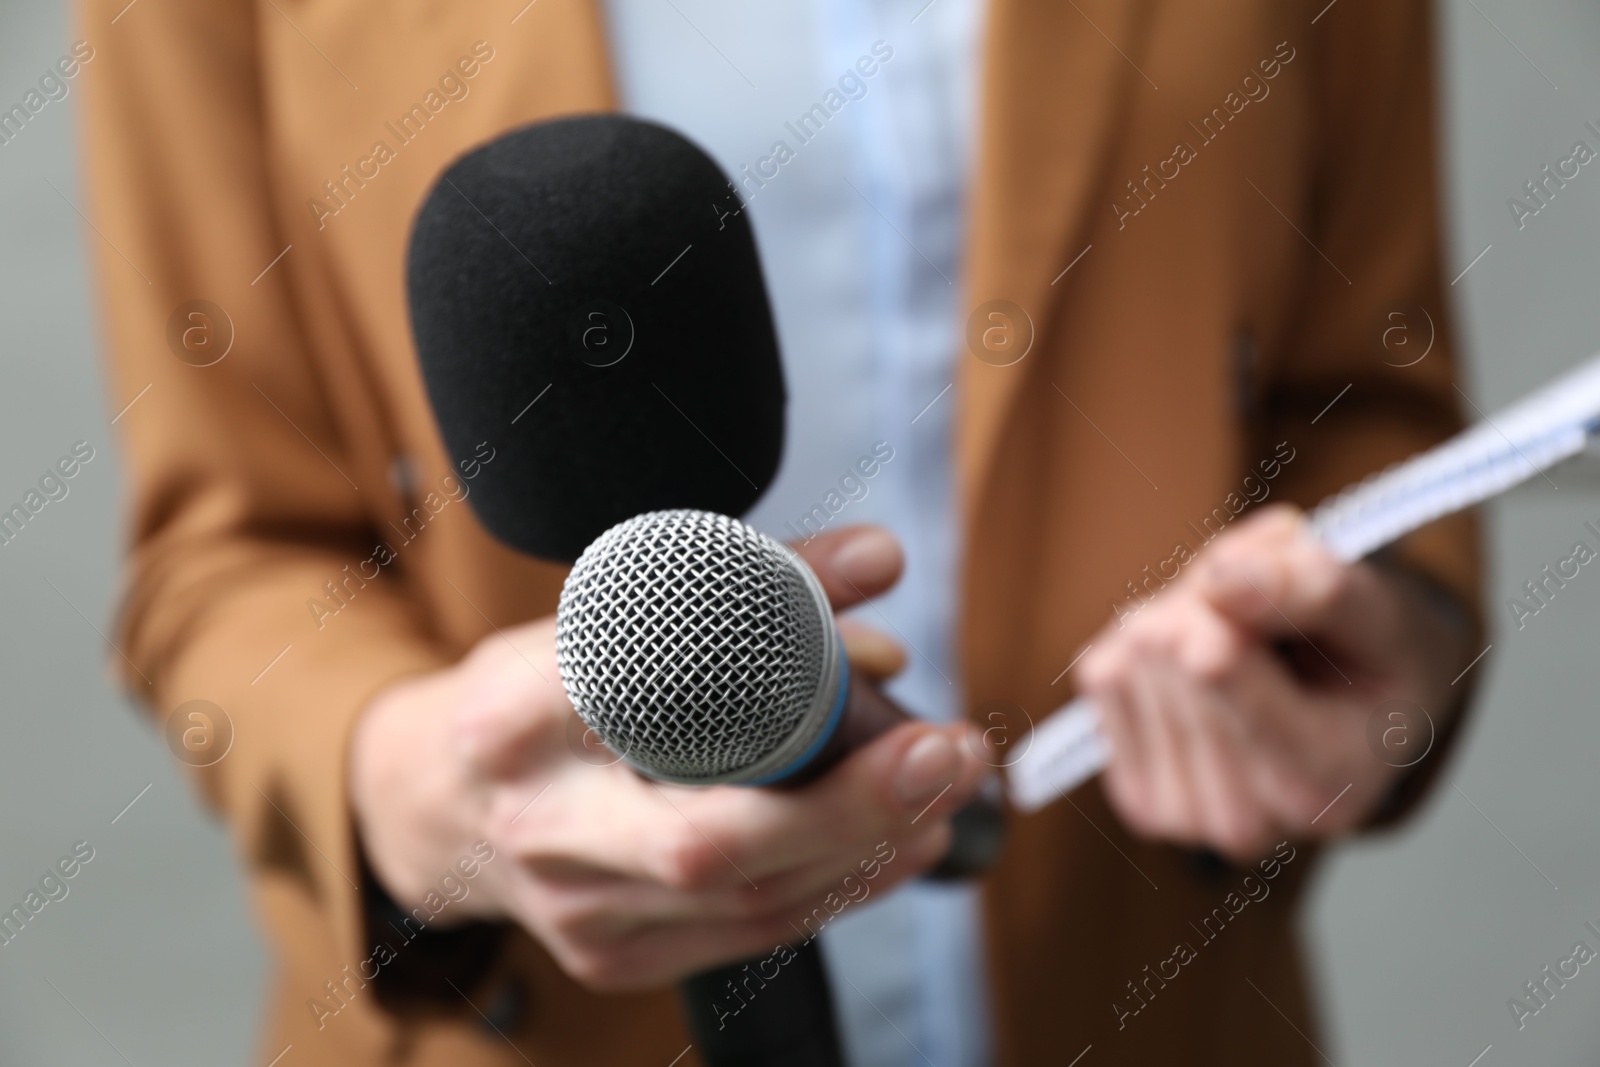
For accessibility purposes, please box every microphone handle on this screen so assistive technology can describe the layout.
[681,674,1005,1066]
[679,937,844,1067]
[808,672,1006,879]
[799,670,918,778]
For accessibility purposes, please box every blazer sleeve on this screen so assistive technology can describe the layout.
[77,0,453,981]
[1258,0,1479,614]
[1259,0,1483,818]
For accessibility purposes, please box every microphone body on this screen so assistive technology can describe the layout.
[557,510,1002,1065]
[556,510,998,825]
[677,939,843,1067]
[555,511,1004,868]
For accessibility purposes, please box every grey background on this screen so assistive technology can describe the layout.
[0,1,1596,1064]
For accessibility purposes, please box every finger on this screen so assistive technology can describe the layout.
[524,820,949,934]
[695,720,988,881]
[1214,651,1375,833]
[1196,507,1355,640]
[1173,672,1280,862]
[509,716,985,893]
[641,722,987,889]
[1196,502,1307,573]
[1083,610,1196,834]
[836,618,907,682]
[1164,595,1247,683]
[1088,595,1286,853]
[1120,659,1199,844]
[1083,641,1148,801]
[790,525,904,610]
[1184,642,1316,773]
[1081,589,1208,687]
[726,824,944,918]
[1091,682,1164,835]
[526,827,949,992]
[452,618,569,778]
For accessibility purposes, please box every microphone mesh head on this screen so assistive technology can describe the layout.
[555,510,833,784]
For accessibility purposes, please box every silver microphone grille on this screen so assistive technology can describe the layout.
[555,510,840,785]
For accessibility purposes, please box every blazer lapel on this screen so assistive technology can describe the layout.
[956,0,1155,516]
[502,0,1146,530]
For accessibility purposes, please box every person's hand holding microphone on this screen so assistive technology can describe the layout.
[351,524,987,989]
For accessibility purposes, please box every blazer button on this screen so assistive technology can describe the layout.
[475,977,528,1036]
[1185,847,1233,882]
[388,454,419,503]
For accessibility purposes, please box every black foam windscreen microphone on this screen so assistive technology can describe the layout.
[406,114,785,562]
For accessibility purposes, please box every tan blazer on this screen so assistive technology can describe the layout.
[79,0,1478,1063]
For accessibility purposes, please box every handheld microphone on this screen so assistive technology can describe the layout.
[558,510,1002,857]
[557,509,1002,1061]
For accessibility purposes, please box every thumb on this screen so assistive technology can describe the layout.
[790,525,904,610]
[452,620,568,778]
[837,618,908,682]
[1197,506,1347,637]
[798,720,988,830]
